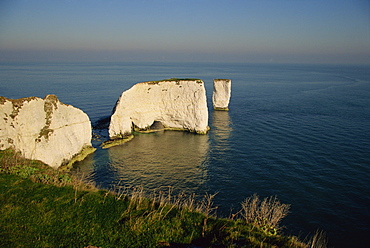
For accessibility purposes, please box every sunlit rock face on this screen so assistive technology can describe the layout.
[109,79,209,139]
[212,79,231,110]
[0,95,95,169]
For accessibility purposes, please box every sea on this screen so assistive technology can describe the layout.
[1,62,369,248]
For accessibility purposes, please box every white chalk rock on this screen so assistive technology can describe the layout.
[109,79,209,140]
[0,95,95,169]
[212,79,231,110]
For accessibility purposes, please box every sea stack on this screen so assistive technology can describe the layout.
[212,79,231,111]
[108,79,209,142]
[0,95,95,169]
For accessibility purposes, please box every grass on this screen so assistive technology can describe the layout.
[0,149,327,247]
[305,230,328,248]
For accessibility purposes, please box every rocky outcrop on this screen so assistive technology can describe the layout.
[212,79,231,110]
[0,95,95,169]
[109,79,209,141]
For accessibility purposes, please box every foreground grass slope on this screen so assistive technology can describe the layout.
[0,149,324,248]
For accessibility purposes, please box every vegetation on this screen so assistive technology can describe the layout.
[241,194,290,236]
[147,78,203,84]
[214,107,230,111]
[101,135,135,149]
[0,149,326,247]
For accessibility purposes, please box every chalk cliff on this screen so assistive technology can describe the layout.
[109,79,209,140]
[212,79,231,110]
[0,95,95,169]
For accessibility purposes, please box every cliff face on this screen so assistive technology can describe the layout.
[212,79,231,110]
[109,79,209,139]
[0,95,95,169]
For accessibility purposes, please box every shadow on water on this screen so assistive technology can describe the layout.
[107,131,210,193]
[73,110,234,197]
[74,130,211,195]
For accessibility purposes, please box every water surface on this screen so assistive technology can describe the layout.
[1,62,369,248]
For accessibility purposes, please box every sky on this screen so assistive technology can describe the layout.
[0,0,369,64]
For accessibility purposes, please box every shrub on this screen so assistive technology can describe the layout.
[241,194,290,235]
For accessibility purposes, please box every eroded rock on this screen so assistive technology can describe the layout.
[0,95,95,169]
[109,79,209,141]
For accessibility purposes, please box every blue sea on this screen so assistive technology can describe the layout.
[1,62,369,247]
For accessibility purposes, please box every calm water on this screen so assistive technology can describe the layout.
[1,62,369,247]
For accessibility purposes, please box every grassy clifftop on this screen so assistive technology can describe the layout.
[0,149,325,248]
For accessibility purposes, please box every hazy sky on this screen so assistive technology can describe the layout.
[0,0,369,64]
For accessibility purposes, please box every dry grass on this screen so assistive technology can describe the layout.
[113,185,218,218]
[306,230,328,248]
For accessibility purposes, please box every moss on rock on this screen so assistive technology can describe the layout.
[101,135,135,149]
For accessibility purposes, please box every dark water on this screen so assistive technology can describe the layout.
[1,62,369,247]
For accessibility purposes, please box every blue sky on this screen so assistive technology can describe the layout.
[0,0,369,64]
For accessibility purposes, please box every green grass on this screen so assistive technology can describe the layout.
[0,149,320,247]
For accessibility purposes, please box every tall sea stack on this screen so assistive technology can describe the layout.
[212,79,231,111]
